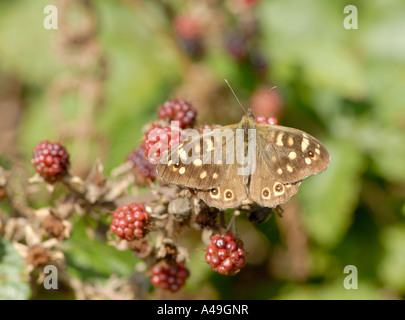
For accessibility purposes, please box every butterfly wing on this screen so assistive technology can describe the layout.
[156,127,236,190]
[257,124,330,184]
[248,152,301,207]
[196,163,249,210]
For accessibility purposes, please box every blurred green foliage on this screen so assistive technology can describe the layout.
[0,0,405,299]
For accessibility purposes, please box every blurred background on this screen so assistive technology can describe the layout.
[1,0,405,299]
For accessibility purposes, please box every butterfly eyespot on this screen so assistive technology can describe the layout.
[274,183,284,193]
[174,163,180,168]
[307,150,314,158]
[262,188,270,198]
[211,188,218,195]
[225,190,233,199]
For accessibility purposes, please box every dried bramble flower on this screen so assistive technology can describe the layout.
[25,245,51,268]
[42,215,66,241]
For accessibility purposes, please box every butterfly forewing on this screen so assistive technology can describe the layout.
[157,128,235,190]
[257,124,330,184]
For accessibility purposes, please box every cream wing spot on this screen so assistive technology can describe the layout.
[179,167,186,174]
[305,158,312,165]
[288,136,294,146]
[213,173,219,179]
[193,159,202,166]
[206,139,214,152]
[167,160,172,166]
[301,138,309,151]
[288,151,297,160]
[200,171,207,179]
[276,133,284,146]
[287,165,293,172]
[315,148,320,155]
[179,149,188,162]
[277,168,283,175]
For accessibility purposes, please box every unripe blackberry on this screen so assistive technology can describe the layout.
[143,126,182,165]
[158,99,197,129]
[250,50,268,75]
[179,38,205,59]
[110,203,149,241]
[255,115,278,125]
[150,262,190,293]
[127,146,156,185]
[205,233,246,275]
[31,140,70,183]
[225,33,248,62]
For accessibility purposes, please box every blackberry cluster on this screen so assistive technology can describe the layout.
[110,203,149,241]
[143,126,183,165]
[255,115,278,125]
[31,140,70,183]
[158,99,197,129]
[205,233,246,275]
[150,262,190,293]
[127,146,156,185]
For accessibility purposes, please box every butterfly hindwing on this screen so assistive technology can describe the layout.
[249,152,302,207]
[196,163,248,210]
[257,124,330,184]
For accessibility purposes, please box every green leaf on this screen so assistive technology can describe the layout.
[378,223,405,293]
[0,237,31,300]
[299,139,365,248]
[63,219,139,281]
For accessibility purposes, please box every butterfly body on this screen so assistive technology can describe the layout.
[157,109,330,210]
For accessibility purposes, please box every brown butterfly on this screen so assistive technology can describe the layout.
[156,107,330,211]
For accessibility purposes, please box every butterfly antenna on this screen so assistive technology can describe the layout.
[225,79,247,114]
[251,86,278,112]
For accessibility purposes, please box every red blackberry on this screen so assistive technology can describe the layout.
[205,233,246,275]
[150,262,190,293]
[158,99,197,129]
[174,15,201,40]
[143,126,183,165]
[31,140,70,183]
[127,146,156,185]
[110,203,149,241]
[255,115,278,125]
